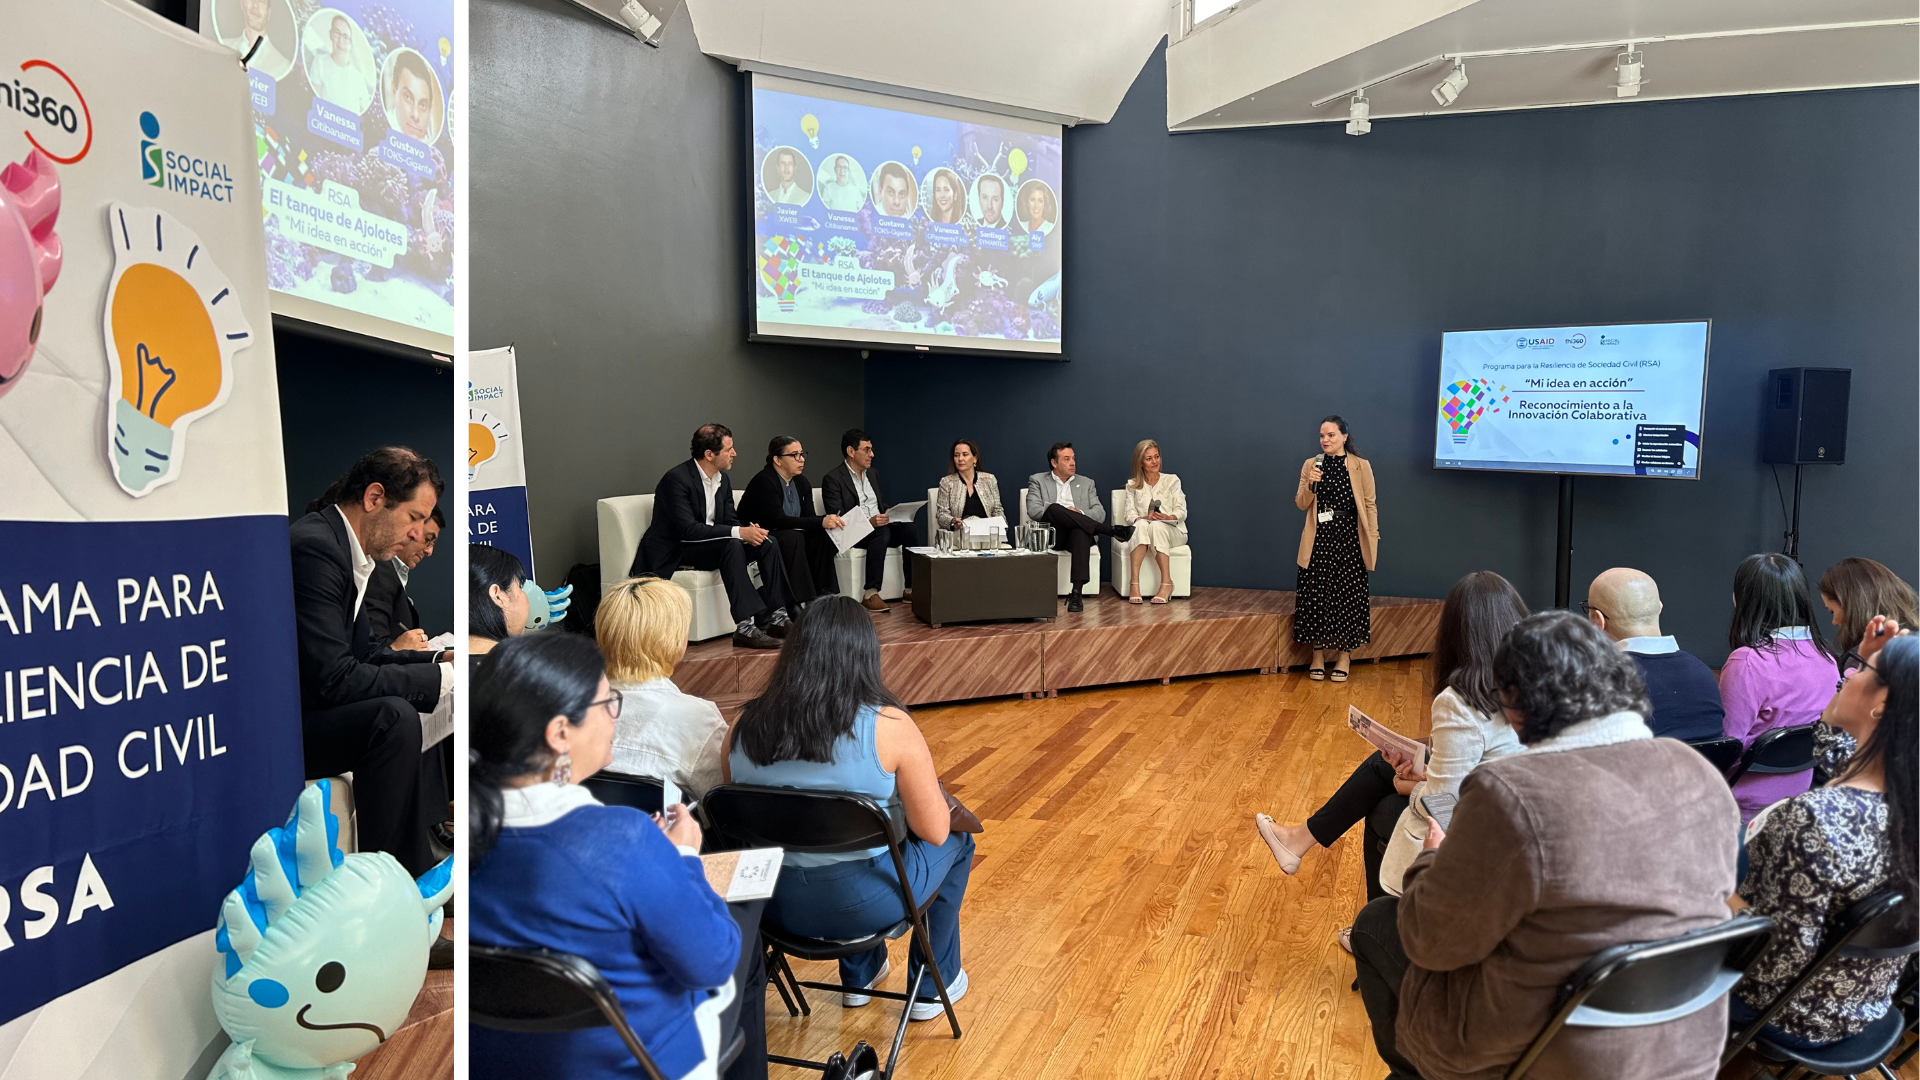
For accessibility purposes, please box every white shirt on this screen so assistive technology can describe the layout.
[698,464,742,540]
[335,505,376,619]
[820,179,865,212]
[768,182,805,205]
[1620,635,1679,655]
[308,50,374,114]
[850,468,879,517]
[610,679,729,800]
[1050,472,1077,510]
[1023,219,1056,237]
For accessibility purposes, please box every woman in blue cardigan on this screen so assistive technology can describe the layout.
[470,633,741,1080]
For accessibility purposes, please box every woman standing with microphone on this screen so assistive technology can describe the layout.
[1295,416,1378,681]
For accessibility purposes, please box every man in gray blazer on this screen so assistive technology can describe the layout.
[1027,442,1132,611]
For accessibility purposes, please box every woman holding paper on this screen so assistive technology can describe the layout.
[1254,571,1528,944]
[1295,415,1379,682]
[469,632,742,1080]
[933,438,1004,531]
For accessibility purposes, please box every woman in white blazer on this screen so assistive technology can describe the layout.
[1120,440,1187,605]
[934,438,1004,531]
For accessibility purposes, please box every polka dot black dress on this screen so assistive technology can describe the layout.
[1295,455,1371,650]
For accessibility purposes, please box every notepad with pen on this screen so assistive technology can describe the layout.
[700,848,783,902]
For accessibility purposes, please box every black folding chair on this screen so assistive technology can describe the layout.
[1724,889,1918,1077]
[583,770,667,815]
[1726,724,1818,787]
[1685,735,1746,777]
[702,784,962,1079]
[1504,914,1776,1080]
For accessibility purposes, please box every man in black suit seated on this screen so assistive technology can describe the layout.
[362,504,445,659]
[630,423,794,649]
[290,447,449,875]
[738,434,846,607]
[1584,567,1725,741]
[822,428,916,613]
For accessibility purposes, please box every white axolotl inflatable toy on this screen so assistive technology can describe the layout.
[210,780,453,1079]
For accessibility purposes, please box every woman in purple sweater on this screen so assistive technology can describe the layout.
[1720,554,1837,822]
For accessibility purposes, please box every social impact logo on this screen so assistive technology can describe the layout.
[137,111,236,202]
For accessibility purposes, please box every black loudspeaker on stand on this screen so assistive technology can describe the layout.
[1763,367,1851,561]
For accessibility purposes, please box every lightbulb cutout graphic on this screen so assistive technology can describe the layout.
[469,407,508,481]
[1008,148,1027,184]
[103,203,253,497]
[800,114,819,149]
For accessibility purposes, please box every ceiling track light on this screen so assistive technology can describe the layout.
[1615,46,1645,97]
[1345,92,1371,136]
[1430,60,1469,107]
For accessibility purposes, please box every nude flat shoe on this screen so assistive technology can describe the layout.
[1255,814,1304,875]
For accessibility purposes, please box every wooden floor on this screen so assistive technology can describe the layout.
[760,661,1920,1080]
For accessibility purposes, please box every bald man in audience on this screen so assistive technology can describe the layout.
[1584,568,1725,741]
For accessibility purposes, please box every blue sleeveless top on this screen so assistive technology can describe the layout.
[728,703,898,866]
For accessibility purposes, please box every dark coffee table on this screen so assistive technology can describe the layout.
[909,550,1057,627]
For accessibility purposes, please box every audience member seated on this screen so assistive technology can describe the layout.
[1730,628,1915,1054]
[362,505,445,658]
[1025,442,1132,612]
[631,423,795,649]
[1255,571,1528,949]
[1813,558,1919,775]
[468,543,528,659]
[1583,567,1724,742]
[738,435,843,608]
[1350,611,1739,1080]
[822,428,916,612]
[598,576,729,799]
[290,446,449,876]
[470,633,741,1080]
[725,595,974,1020]
[934,438,1004,533]
[1118,439,1186,605]
[1721,554,1835,822]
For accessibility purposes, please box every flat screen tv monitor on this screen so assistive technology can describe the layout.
[1434,320,1711,479]
[746,73,1064,357]
[200,0,457,354]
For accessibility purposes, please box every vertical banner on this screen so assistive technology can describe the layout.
[467,345,536,576]
[0,0,306,1074]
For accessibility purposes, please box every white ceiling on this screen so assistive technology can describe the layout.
[684,0,1171,125]
[1168,0,1919,131]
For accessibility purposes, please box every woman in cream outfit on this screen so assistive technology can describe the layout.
[1120,440,1186,605]
[934,438,1004,531]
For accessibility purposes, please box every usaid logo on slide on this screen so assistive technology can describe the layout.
[4,59,92,164]
[1513,337,1557,350]
[137,111,236,202]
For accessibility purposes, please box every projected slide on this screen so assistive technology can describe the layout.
[203,0,455,351]
[1434,322,1711,479]
[749,74,1064,355]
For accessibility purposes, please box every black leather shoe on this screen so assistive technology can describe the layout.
[1112,525,1135,542]
[763,619,792,639]
[733,629,781,649]
[1066,590,1084,613]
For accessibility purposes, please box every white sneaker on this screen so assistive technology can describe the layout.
[842,959,889,1008]
[909,968,967,1021]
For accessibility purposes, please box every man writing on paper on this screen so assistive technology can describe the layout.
[290,446,451,876]
[822,428,918,613]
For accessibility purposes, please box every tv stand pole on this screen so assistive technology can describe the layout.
[1554,475,1575,609]
[1783,465,1804,563]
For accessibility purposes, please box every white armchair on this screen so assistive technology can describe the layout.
[596,495,735,642]
[1017,495,1102,596]
[813,489,906,600]
[1109,490,1192,599]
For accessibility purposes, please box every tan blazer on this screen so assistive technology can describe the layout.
[935,471,1004,530]
[1295,453,1378,571]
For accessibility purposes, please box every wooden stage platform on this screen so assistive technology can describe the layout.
[673,588,1441,707]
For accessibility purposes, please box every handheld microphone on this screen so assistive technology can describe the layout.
[1312,452,1323,491]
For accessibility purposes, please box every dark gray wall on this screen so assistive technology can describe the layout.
[471,0,863,578]
[275,330,456,633]
[866,43,1918,666]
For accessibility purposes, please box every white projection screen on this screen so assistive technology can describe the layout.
[748,74,1065,357]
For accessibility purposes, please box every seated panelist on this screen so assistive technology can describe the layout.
[1118,439,1185,606]
[1025,442,1132,612]
[822,428,916,613]
[630,423,795,650]
[934,438,1004,532]
[361,505,445,659]
[737,435,843,607]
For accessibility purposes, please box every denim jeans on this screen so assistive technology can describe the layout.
[1728,995,1837,1052]
[766,830,974,998]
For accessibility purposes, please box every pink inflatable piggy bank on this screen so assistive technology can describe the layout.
[0,150,62,399]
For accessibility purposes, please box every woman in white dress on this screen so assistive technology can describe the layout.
[1120,439,1186,605]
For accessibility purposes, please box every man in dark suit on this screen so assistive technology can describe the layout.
[822,428,917,613]
[290,447,447,876]
[1584,567,1725,742]
[738,434,846,606]
[630,423,793,649]
[362,504,443,658]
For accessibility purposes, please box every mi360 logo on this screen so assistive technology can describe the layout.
[2,59,92,165]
